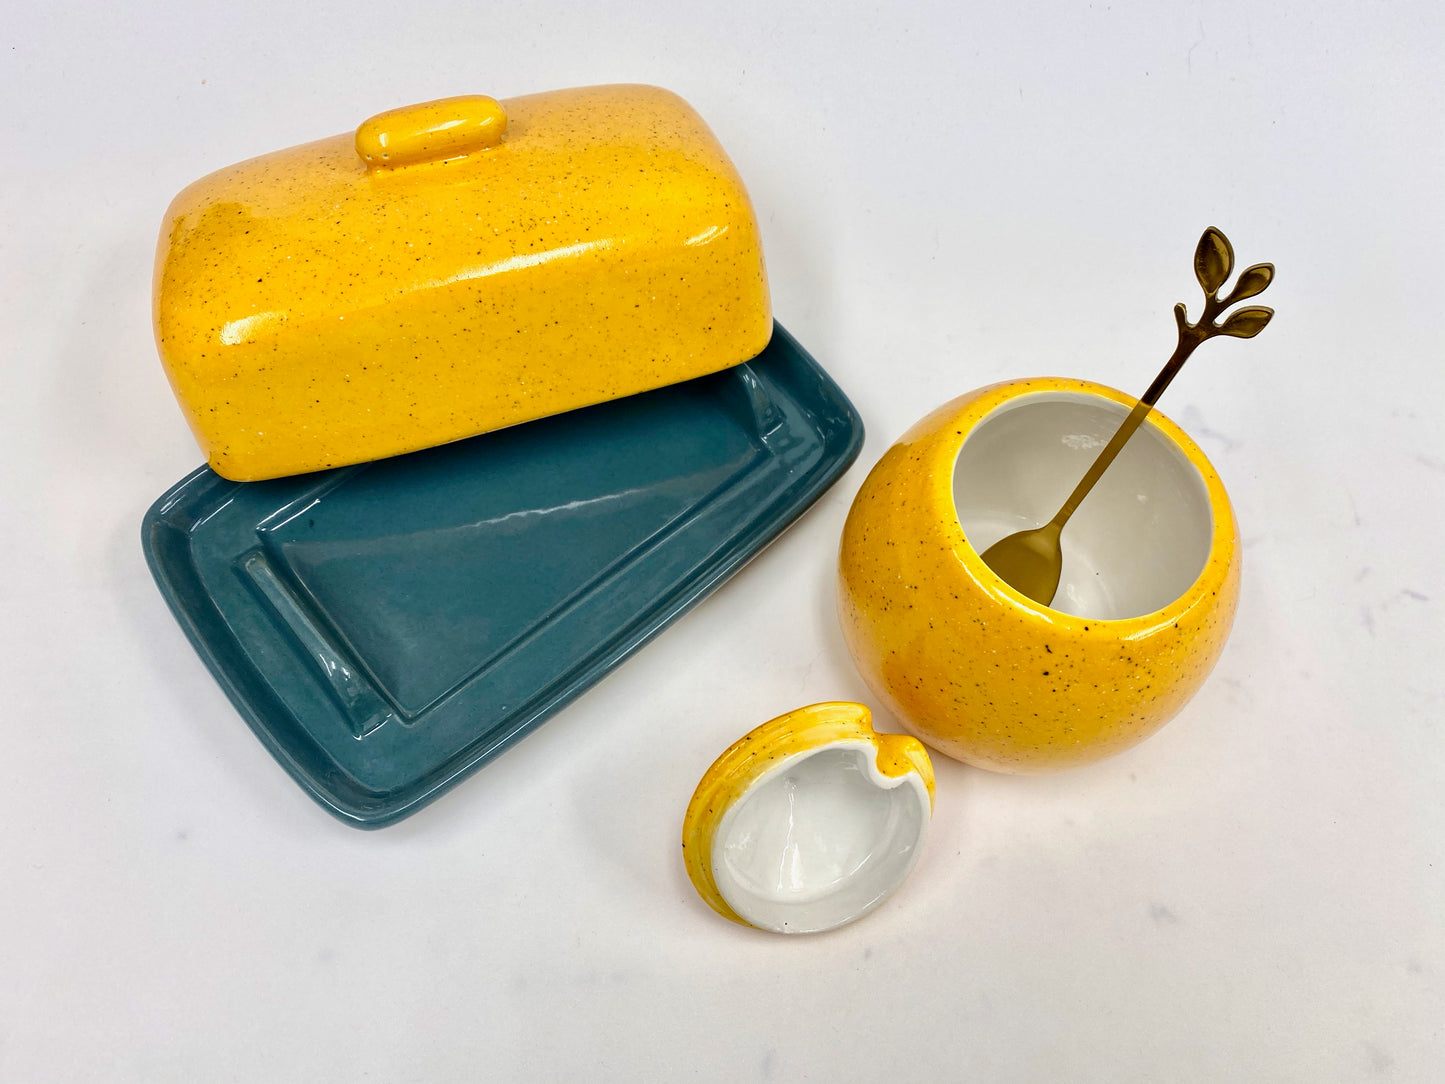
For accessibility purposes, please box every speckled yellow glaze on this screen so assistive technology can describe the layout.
[154,85,772,481]
[838,378,1240,772]
[681,702,934,928]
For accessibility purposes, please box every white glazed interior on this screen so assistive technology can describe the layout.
[953,391,1214,620]
[711,742,930,934]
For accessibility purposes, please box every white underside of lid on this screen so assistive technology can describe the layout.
[711,740,931,934]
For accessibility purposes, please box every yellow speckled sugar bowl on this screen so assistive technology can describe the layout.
[837,377,1240,772]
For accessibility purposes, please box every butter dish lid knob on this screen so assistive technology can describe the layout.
[355,94,508,168]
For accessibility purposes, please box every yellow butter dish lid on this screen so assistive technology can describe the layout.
[682,702,934,934]
[154,84,772,481]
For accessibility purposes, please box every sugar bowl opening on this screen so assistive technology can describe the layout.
[952,390,1214,620]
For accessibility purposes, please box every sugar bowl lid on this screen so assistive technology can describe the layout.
[682,702,934,934]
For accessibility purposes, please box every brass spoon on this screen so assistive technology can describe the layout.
[980,227,1275,606]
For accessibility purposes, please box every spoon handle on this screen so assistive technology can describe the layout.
[1046,338,1194,529]
[1045,223,1278,533]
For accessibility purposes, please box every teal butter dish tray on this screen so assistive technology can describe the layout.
[142,323,863,828]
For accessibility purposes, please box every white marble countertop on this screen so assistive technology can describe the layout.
[3,2,1441,1080]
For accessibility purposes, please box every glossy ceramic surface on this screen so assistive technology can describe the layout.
[838,378,1239,772]
[682,702,934,934]
[154,84,772,481]
[144,324,861,827]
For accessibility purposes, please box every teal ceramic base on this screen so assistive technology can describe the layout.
[142,323,863,827]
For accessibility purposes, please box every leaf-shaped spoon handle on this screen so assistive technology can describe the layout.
[979,227,1275,606]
